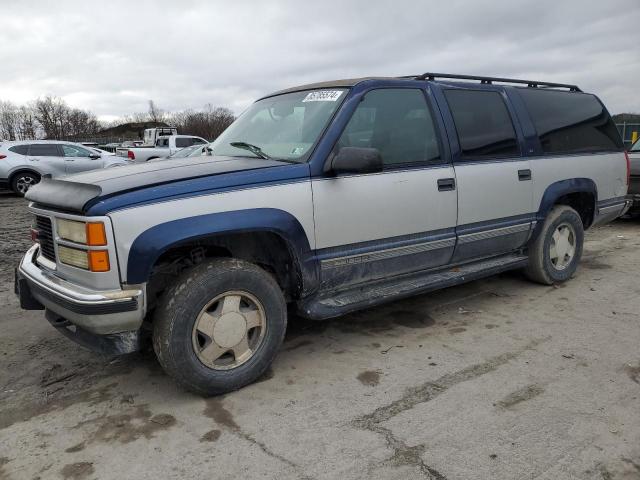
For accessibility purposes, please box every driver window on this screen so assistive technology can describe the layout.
[337,89,441,166]
[62,145,92,157]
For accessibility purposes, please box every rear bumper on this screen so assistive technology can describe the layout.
[16,244,146,336]
[592,197,632,226]
[628,193,640,212]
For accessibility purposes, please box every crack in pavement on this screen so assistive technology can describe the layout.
[204,398,315,480]
[352,337,550,479]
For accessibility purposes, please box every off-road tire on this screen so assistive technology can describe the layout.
[11,171,40,196]
[525,205,584,285]
[153,258,287,396]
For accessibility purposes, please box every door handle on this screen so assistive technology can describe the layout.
[518,169,532,181]
[65,159,75,162]
[437,178,456,191]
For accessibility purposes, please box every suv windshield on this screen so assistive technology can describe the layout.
[631,139,640,152]
[207,89,347,162]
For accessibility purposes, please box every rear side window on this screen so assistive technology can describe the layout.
[444,90,519,159]
[175,138,195,148]
[28,144,60,156]
[337,88,441,166]
[8,145,29,155]
[517,89,623,154]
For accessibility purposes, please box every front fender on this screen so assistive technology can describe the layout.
[126,208,318,291]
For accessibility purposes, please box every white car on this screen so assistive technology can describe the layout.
[0,140,128,195]
[117,135,208,162]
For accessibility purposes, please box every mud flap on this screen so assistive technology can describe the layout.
[15,268,45,310]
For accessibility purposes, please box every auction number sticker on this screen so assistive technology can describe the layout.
[302,90,343,102]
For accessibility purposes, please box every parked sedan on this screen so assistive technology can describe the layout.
[0,141,128,196]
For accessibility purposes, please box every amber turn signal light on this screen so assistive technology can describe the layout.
[88,250,110,272]
[86,222,107,246]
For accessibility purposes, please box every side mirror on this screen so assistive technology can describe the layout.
[89,153,101,159]
[329,147,383,174]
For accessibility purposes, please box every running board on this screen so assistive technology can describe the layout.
[297,253,529,320]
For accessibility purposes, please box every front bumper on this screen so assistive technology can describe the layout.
[16,244,146,336]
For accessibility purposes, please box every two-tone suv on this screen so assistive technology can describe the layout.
[16,73,629,395]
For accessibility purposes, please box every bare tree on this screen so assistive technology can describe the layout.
[148,100,165,123]
[166,105,235,140]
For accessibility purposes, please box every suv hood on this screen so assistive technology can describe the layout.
[25,156,295,213]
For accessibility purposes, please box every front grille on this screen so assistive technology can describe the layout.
[35,216,56,262]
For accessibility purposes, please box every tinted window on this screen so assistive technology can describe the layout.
[8,145,29,155]
[337,89,441,166]
[444,90,519,159]
[61,144,92,157]
[518,89,623,154]
[175,138,195,148]
[28,144,60,157]
[192,138,206,145]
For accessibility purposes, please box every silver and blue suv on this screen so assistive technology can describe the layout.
[16,73,630,395]
[0,140,127,195]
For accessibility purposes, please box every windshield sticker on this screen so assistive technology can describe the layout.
[302,90,343,102]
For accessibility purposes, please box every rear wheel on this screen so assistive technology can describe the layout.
[153,258,287,396]
[525,205,584,284]
[11,172,40,196]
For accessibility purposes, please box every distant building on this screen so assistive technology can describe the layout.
[613,113,640,147]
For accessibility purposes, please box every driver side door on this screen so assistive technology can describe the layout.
[311,87,458,290]
[61,144,103,174]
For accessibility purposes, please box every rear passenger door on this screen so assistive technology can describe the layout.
[312,87,458,290]
[26,144,67,177]
[440,88,534,262]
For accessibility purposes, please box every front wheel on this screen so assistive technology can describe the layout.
[525,205,584,285]
[153,258,287,396]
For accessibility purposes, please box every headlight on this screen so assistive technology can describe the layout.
[57,245,110,272]
[57,219,107,246]
[57,245,89,269]
[57,219,86,243]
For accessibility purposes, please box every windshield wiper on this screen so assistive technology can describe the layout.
[230,142,273,160]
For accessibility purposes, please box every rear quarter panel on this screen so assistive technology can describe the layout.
[531,152,627,208]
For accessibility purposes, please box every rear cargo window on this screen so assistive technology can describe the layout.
[444,90,520,160]
[8,145,29,155]
[517,89,623,154]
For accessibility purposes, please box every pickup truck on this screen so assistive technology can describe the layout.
[16,73,630,396]
[116,135,207,162]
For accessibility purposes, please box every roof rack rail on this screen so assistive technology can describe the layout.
[408,72,582,92]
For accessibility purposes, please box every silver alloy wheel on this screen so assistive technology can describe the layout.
[549,222,576,270]
[15,175,37,194]
[192,291,266,370]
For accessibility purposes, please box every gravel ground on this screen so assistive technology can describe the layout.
[0,192,639,480]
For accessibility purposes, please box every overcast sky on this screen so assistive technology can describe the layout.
[2,0,639,121]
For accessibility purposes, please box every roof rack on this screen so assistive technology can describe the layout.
[406,72,581,92]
